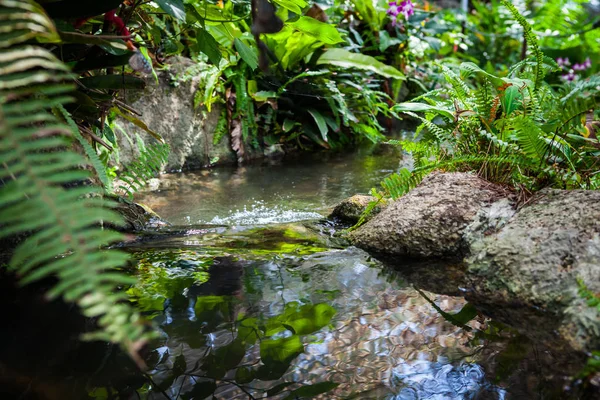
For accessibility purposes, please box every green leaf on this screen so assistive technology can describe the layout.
[73,53,133,72]
[112,108,165,144]
[197,29,222,65]
[154,0,186,21]
[501,85,521,116]
[307,108,328,142]
[289,17,343,45]
[392,102,454,120]
[272,0,308,14]
[283,118,296,132]
[251,91,277,101]
[234,38,258,70]
[182,380,216,400]
[42,0,124,19]
[317,49,405,80]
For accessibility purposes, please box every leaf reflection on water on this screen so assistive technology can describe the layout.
[119,244,512,400]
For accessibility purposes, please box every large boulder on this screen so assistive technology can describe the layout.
[116,57,236,171]
[466,189,600,352]
[348,172,510,259]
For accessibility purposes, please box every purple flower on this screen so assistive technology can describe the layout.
[562,70,576,82]
[388,0,414,24]
[584,57,592,69]
[556,57,571,68]
[573,63,584,71]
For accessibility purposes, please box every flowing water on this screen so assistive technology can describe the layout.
[1,147,593,400]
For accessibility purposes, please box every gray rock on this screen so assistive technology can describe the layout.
[112,197,169,231]
[115,57,236,171]
[349,172,508,259]
[466,189,600,352]
[329,195,386,224]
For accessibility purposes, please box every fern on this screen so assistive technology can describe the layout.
[501,0,544,92]
[55,104,113,192]
[0,0,151,356]
[509,116,549,161]
[118,143,170,199]
[561,75,600,103]
[381,168,429,199]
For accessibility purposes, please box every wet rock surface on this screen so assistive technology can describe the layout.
[348,172,509,259]
[116,57,236,171]
[112,197,169,231]
[328,194,386,224]
[466,188,600,352]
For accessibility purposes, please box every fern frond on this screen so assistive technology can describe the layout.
[501,0,544,92]
[381,168,428,199]
[474,77,494,121]
[404,111,456,145]
[438,63,471,104]
[509,116,549,161]
[55,104,112,192]
[561,75,600,103]
[118,142,170,198]
[0,0,151,355]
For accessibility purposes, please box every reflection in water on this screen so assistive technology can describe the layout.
[115,238,581,399]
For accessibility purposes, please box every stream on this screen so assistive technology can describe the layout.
[1,147,591,399]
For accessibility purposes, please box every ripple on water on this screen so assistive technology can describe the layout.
[203,200,324,225]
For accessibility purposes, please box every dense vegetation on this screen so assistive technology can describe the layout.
[1,0,599,383]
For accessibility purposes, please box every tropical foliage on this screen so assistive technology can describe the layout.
[2,0,600,385]
[378,0,600,199]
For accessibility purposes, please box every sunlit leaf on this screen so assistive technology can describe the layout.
[154,0,186,20]
[317,49,405,79]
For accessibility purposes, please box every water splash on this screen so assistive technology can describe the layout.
[204,200,323,225]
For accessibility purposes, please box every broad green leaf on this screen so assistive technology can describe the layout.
[283,118,296,132]
[234,38,258,70]
[317,49,405,80]
[181,380,216,400]
[392,102,454,120]
[197,29,222,65]
[501,85,522,116]
[289,17,343,45]
[272,0,308,14]
[308,108,328,142]
[154,0,186,21]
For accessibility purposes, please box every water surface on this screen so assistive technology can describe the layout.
[134,147,401,225]
[1,145,592,400]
